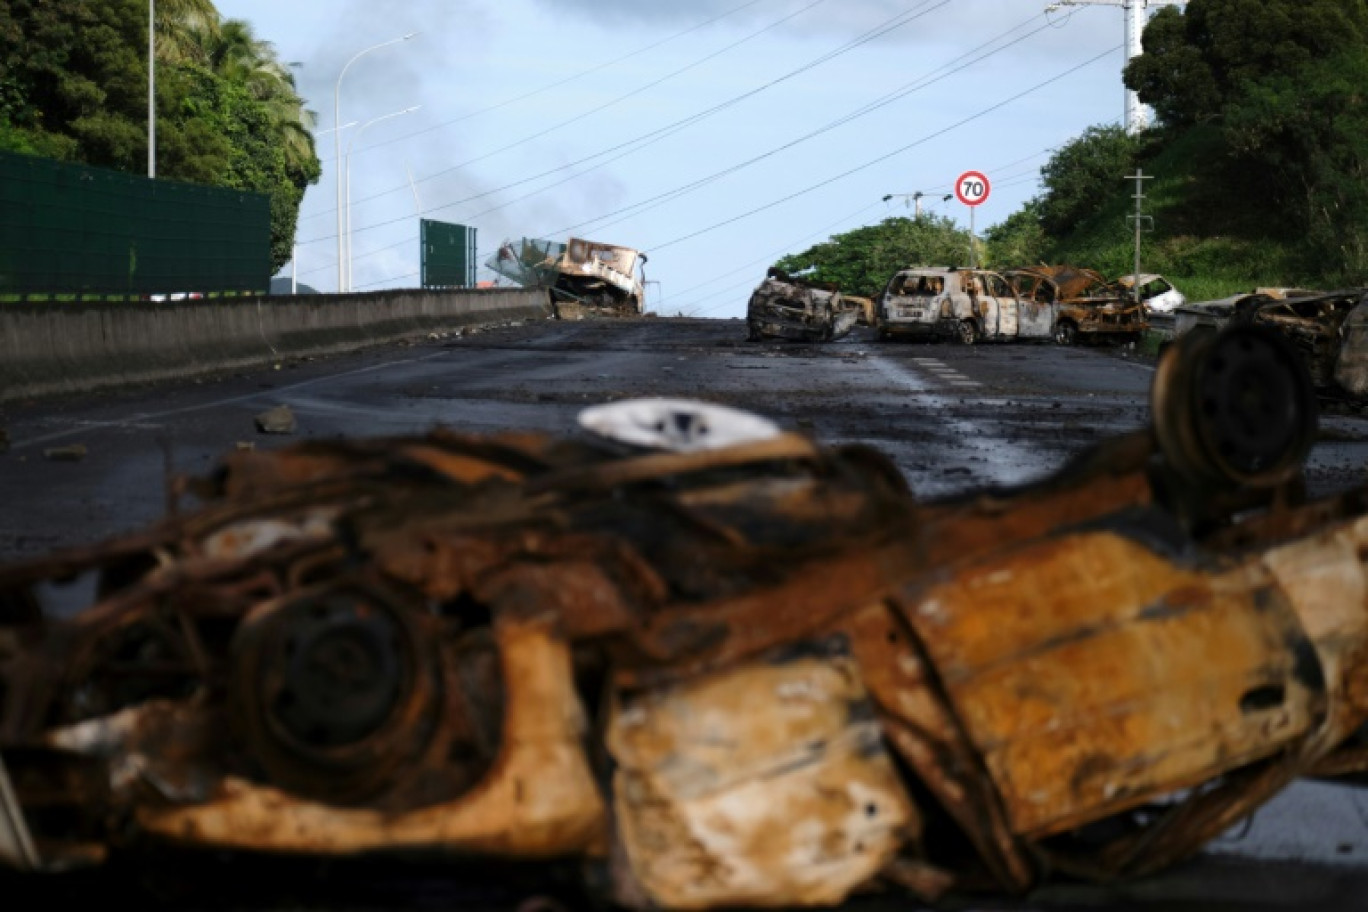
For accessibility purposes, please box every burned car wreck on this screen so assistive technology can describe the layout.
[6,326,1368,907]
[746,268,858,342]
[1008,265,1148,345]
[1175,288,1368,397]
[488,236,648,317]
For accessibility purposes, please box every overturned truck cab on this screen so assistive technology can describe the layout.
[4,327,1368,908]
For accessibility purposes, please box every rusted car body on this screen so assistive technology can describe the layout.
[1172,287,1322,340]
[1175,289,1368,393]
[6,327,1368,907]
[1008,265,1148,345]
[875,266,1053,344]
[487,236,647,316]
[745,269,858,342]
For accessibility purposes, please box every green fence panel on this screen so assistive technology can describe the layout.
[0,150,270,299]
[421,219,477,288]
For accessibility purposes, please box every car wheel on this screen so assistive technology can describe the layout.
[1054,321,1077,345]
[957,320,978,345]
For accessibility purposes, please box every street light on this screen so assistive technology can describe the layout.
[286,122,358,294]
[345,106,421,292]
[334,32,417,293]
[883,192,951,218]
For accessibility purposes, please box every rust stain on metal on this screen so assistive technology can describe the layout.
[4,326,1368,906]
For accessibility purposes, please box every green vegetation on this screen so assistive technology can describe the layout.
[0,0,319,272]
[780,0,1368,302]
[772,215,975,299]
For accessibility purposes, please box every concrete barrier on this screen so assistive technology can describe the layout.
[0,287,551,403]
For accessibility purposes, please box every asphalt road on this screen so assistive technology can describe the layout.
[4,315,1368,910]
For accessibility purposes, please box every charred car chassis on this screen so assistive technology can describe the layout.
[746,268,858,342]
[4,326,1368,907]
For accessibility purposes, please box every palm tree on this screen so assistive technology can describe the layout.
[153,0,220,66]
[207,19,317,174]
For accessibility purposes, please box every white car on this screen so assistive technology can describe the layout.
[1113,273,1186,314]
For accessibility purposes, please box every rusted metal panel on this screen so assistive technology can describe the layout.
[904,532,1325,837]
[606,643,916,908]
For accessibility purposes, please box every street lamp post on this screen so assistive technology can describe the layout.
[344,106,420,293]
[883,192,951,218]
[333,32,416,293]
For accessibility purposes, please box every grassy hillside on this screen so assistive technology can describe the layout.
[1046,126,1321,302]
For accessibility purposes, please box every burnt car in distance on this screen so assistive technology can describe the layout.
[874,265,1052,344]
[488,236,648,317]
[1006,265,1148,346]
[1109,273,1186,314]
[5,326,1368,909]
[745,268,859,342]
[1174,288,1368,396]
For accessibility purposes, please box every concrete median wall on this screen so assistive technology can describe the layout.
[0,287,550,404]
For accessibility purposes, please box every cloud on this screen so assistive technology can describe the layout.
[525,0,1120,50]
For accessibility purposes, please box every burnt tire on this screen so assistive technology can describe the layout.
[957,320,978,345]
[1054,321,1078,346]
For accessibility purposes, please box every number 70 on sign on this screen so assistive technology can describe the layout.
[955,171,991,207]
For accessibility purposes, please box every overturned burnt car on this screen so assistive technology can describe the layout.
[5,326,1368,907]
[745,268,858,342]
[488,236,647,317]
[1008,265,1148,345]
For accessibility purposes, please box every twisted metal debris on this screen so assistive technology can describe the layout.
[3,325,1368,907]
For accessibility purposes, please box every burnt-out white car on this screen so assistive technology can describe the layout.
[874,266,1053,344]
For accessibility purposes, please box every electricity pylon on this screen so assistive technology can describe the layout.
[1046,0,1189,134]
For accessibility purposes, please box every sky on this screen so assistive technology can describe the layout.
[212,0,1150,318]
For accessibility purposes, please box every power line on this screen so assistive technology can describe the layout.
[297,0,951,252]
[642,46,1120,254]
[539,13,1063,242]
[314,0,770,166]
[300,0,830,226]
[676,148,1056,315]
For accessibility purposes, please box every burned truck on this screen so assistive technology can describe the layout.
[6,326,1368,908]
[488,236,647,317]
[745,268,859,342]
[1007,265,1148,345]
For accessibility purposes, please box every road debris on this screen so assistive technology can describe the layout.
[3,325,1368,908]
[40,444,86,462]
[253,404,296,435]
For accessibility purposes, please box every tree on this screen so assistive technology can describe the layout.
[984,199,1048,268]
[1125,0,1368,130]
[773,215,973,299]
[155,0,220,66]
[1124,0,1368,281]
[0,1,319,274]
[1036,126,1138,239]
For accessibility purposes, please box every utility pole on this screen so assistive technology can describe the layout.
[1045,0,1188,134]
[1125,169,1154,305]
[147,0,155,178]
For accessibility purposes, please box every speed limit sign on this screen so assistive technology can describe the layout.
[955,170,991,207]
